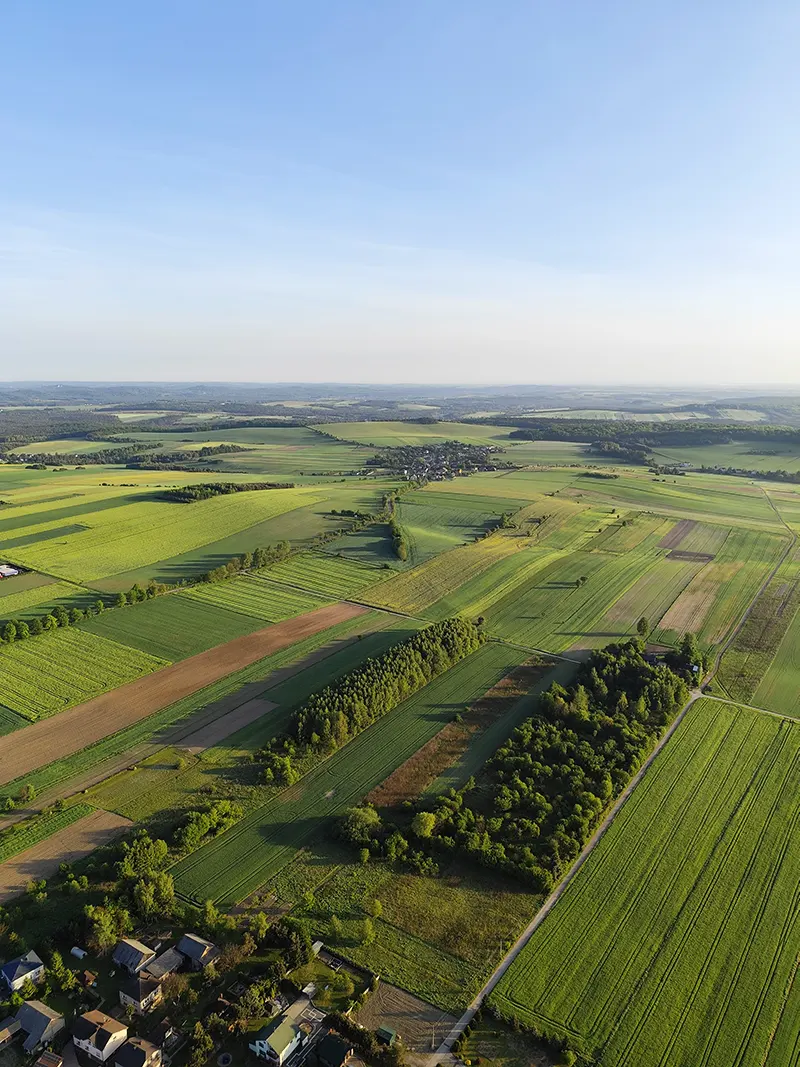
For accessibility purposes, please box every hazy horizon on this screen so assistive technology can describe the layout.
[3,2,799,384]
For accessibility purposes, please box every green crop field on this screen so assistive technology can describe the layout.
[672,520,732,555]
[571,471,782,528]
[179,574,326,622]
[124,425,376,475]
[0,611,388,803]
[653,440,800,473]
[597,556,704,641]
[79,593,264,659]
[0,804,94,863]
[261,552,381,598]
[491,698,800,1067]
[716,548,800,705]
[0,580,87,620]
[0,571,57,599]
[396,496,516,564]
[0,628,167,720]
[93,484,391,590]
[320,523,400,567]
[586,514,673,553]
[316,420,508,447]
[6,487,327,583]
[479,547,658,652]
[752,606,800,716]
[363,534,523,614]
[0,706,27,736]
[172,641,526,906]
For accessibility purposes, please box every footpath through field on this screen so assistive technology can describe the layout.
[0,601,367,787]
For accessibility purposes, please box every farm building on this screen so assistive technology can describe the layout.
[112,939,156,976]
[145,946,183,981]
[119,976,162,1015]
[176,933,220,970]
[1,949,45,992]
[73,1010,128,1062]
[15,1001,64,1054]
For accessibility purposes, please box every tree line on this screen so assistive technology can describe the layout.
[0,543,292,645]
[254,619,485,788]
[158,481,294,503]
[294,618,484,749]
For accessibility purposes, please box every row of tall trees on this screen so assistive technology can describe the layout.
[0,543,292,645]
[159,481,293,502]
[293,618,485,750]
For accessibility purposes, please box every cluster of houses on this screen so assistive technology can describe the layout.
[0,932,220,1066]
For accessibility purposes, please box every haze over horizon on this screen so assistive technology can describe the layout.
[2,2,798,384]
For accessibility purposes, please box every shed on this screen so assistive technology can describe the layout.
[376,1027,396,1047]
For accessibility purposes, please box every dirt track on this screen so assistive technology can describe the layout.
[176,697,278,754]
[0,808,132,901]
[0,601,367,786]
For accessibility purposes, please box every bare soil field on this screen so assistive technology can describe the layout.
[367,661,547,808]
[355,980,457,1053]
[176,697,278,754]
[659,518,697,550]
[0,809,131,901]
[0,601,367,786]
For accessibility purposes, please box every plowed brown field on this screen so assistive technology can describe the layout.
[0,808,132,901]
[0,601,366,786]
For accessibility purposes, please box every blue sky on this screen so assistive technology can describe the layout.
[1,1,798,383]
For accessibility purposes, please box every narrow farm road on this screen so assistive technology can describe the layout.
[435,685,705,1056]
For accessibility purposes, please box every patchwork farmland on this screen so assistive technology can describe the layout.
[3,405,800,1060]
